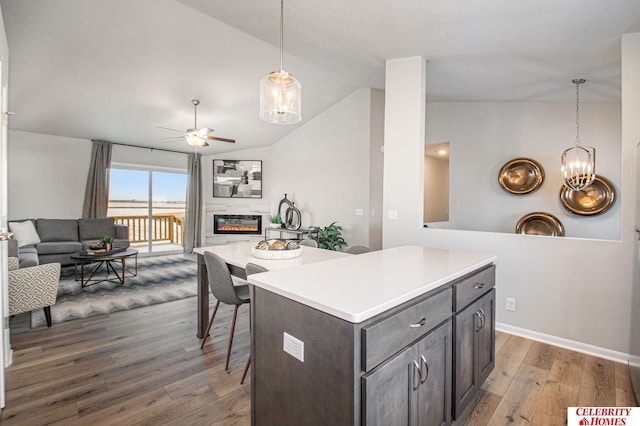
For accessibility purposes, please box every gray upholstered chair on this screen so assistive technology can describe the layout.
[201,251,250,371]
[8,256,61,327]
[299,239,318,248]
[346,245,372,254]
[240,262,269,385]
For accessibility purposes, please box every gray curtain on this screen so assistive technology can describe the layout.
[82,140,113,218]
[184,153,202,253]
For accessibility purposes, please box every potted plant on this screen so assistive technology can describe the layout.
[268,213,283,228]
[102,235,114,251]
[308,222,347,251]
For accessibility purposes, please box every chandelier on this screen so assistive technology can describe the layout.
[259,0,301,124]
[561,79,596,190]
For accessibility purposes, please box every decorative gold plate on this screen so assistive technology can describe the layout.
[515,212,565,237]
[559,175,616,216]
[498,158,545,195]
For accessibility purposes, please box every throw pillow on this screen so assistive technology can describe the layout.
[8,220,41,248]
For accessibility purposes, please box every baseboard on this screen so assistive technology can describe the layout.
[496,322,631,365]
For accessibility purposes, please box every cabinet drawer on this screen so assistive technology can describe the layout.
[453,265,495,311]
[362,287,452,372]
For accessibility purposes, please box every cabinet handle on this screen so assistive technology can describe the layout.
[473,282,485,289]
[409,317,427,328]
[420,354,429,385]
[474,311,482,332]
[479,308,486,329]
[412,360,422,390]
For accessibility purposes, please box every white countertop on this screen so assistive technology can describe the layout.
[247,245,497,323]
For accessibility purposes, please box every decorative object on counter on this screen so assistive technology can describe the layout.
[308,222,347,251]
[559,175,615,216]
[213,160,262,198]
[101,235,113,252]
[284,202,301,230]
[561,78,596,190]
[498,158,545,195]
[515,212,565,237]
[252,239,301,260]
[268,213,283,228]
[277,193,293,219]
[259,0,301,125]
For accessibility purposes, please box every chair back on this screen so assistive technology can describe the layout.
[246,262,269,276]
[204,251,246,305]
[299,239,318,248]
[346,245,372,254]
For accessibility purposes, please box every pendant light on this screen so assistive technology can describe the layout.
[259,0,301,124]
[561,79,596,190]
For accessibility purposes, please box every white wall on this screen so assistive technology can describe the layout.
[368,89,384,250]
[424,155,449,223]
[270,88,383,248]
[426,103,621,239]
[8,130,188,220]
[8,130,91,219]
[382,47,639,356]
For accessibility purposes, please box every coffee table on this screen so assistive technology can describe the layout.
[70,249,139,287]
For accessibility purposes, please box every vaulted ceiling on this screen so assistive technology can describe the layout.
[2,0,639,154]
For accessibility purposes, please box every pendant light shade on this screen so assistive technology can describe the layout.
[259,0,301,124]
[561,79,596,190]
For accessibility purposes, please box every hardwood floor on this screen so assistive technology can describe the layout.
[1,298,636,425]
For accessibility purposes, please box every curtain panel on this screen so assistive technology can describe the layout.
[82,140,113,219]
[184,153,202,253]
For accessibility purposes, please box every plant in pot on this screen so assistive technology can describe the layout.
[268,213,283,228]
[309,222,347,251]
[102,235,114,251]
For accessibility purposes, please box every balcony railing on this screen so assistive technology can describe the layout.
[112,213,184,246]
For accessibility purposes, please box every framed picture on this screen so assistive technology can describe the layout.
[213,160,262,198]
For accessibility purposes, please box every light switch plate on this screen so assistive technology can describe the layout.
[283,332,304,362]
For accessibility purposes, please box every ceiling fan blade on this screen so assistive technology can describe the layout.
[160,136,185,141]
[206,135,236,143]
[157,126,186,134]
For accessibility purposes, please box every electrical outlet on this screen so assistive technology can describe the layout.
[283,332,304,362]
[388,209,398,220]
[506,297,516,312]
[355,208,364,216]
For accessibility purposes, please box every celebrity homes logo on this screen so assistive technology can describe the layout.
[568,407,639,425]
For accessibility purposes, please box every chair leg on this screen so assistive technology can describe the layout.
[241,354,251,385]
[44,306,52,327]
[226,304,240,371]
[200,300,220,350]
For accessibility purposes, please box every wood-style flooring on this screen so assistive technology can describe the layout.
[1,296,636,425]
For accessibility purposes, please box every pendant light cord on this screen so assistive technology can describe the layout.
[279,0,284,72]
[575,82,580,147]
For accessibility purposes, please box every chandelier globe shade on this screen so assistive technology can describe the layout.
[561,78,596,190]
[259,0,301,124]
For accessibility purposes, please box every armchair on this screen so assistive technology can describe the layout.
[8,257,61,327]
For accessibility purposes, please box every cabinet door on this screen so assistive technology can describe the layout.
[453,300,479,418]
[362,345,419,425]
[477,289,495,386]
[415,320,452,426]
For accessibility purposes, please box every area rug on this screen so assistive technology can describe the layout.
[30,254,198,328]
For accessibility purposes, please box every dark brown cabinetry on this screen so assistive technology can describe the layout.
[452,265,496,419]
[362,320,451,426]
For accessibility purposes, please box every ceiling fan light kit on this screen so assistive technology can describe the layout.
[259,0,302,124]
[561,78,596,190]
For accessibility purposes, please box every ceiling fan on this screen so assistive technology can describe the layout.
[158,99,236,147]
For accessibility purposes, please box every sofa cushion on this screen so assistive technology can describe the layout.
[9,220,41,248]
[78,218,115,240]
[36,241,83,255]
[36,219,79,242]
[18,246,39,268]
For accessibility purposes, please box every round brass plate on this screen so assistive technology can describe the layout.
[559,175,616,216]
[515,212,565,237]
[498,158,545,195]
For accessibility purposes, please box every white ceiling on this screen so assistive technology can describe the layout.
[2,0,639,154]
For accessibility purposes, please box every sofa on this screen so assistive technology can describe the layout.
[8,217,130,267]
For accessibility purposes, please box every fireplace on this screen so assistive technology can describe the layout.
[213,214,262,235]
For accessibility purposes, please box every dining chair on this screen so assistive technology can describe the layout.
[346,245,372,254]
[241,262,269,385]
[298,239,318,248]
[201,251,250,372]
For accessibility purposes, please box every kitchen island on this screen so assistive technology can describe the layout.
[247,245,497,425]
